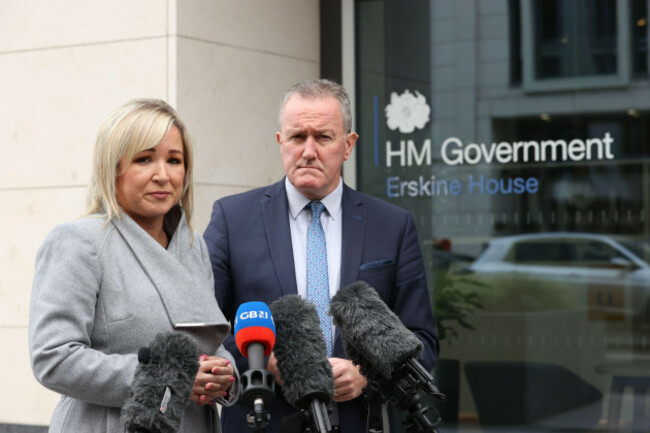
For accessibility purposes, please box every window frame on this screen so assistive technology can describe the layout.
[520,0,631,92]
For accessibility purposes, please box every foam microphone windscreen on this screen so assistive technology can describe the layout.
[122,332,199,433]
[328,281,422,380]
[270,295,334,408]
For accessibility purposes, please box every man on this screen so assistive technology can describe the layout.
[204,79,439,433]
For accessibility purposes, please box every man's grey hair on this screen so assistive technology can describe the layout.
[278,79,353,134]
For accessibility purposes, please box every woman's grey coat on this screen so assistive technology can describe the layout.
[29,209,239,433]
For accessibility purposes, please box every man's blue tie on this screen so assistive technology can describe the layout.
[306,201,333,356]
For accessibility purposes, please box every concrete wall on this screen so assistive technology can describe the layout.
[0,0,318,427]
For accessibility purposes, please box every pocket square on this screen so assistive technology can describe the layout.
[360,259,394,270]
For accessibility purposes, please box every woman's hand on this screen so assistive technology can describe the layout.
[191,355,235,405]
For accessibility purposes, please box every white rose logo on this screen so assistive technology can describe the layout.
[385,90,431,134]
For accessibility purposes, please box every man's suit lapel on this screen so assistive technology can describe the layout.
[340,185,366,287]
[333,186,367,356]
[261,180,298,296]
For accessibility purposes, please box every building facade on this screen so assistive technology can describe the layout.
[0,1,318,430]
[353,0,650,431]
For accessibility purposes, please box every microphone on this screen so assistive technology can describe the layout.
[122,332,199,433]
[329,281,445,433]
[234,301,276,431]
[270,295,334,433]
[328,281,423,381]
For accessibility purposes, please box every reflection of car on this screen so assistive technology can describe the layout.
[466,232,650,275]
[461,232,650,325]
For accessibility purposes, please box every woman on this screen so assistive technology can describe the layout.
[29,99,239,432]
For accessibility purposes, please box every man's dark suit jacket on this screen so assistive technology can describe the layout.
[203,179,439,433]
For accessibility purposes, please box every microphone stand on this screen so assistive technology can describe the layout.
[363,358,446,433]
[365,386,385,433]
[278,393,334,433]
[306,397,333,433]
[240,364,275,432]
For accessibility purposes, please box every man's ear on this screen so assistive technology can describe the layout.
[344,132,359,160]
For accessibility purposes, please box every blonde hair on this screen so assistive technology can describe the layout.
[85,99,194,231]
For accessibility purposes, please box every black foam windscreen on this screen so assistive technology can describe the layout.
[122,332,199,433]
[270,295,334,408]
[328,281,422,380]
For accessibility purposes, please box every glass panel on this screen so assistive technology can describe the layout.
[533,0,618,79]
[509,0,523,85]
[632,0,648,77]
[354,0,650,432]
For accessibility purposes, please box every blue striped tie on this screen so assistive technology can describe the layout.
[306,201,333,356]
